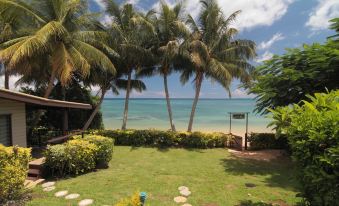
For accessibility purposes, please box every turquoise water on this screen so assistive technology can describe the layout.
[101,98,272,136]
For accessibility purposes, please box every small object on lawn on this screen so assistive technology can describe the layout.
[55,190,68,197]
[245,183,256,188]
[178,186,189,191]
[42,181,55,188]
[140,192,147,205]
[182,204,192,206]
[43,186,56,192]
[180,189,191,197]
[65,193,80,200]
[247,193,252,196]
[78,199,94,206]
[174,196,187,203]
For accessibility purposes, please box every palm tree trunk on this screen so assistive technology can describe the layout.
[4,68,9,89]
[121,70,132,130]
[164,75,176,131]
[31,70,57,128]
[83,89,107,131]
[44,69,57,98]
[187,72,203,132]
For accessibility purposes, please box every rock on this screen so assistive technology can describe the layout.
[245,183,256,188]
[180,189,191,197]
[178,186,189,191]
[55,190,68,197]
[43,186,56,192]
[174,196,187,203]
[78,199,94,206]
[65,193,80,200]
[42,182,55,188]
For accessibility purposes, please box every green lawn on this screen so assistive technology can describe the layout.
[28,146,301,206]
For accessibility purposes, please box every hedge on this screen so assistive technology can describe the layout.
[0,145,31,204]
[248,133,289,150]
[94,129,235,149]
[269,90,339,205]
[44,135,113,177]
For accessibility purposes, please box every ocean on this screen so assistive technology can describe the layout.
[101,98,272,136]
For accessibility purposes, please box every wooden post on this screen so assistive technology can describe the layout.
[229,113,232,134]
[62,109,68,135]
[245,113,249,150]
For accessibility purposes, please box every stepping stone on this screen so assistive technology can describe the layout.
[182,204,192,206]
[178,186,189,191]
[55,190,68,197]
[43,186,56,192]
[180,189,191,196]
[245,183,256,188]
[78,199,94,206]
[42,182,55,188]
[174,196,187,203]
[65,193,80,200]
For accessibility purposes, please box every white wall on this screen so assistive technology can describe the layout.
[0,99,27,147]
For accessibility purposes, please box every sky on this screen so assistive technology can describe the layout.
[1,0,338,98]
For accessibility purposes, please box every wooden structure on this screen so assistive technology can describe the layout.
[0,88,91,147]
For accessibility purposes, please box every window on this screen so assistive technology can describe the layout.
[0,115,12,146]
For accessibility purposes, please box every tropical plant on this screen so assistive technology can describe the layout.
[268,90,339,205]
[0,0,116,97]
[137,2,189,131]
[180,0,256,132]
[103,0,155,130]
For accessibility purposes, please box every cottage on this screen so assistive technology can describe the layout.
[0,89,92,147]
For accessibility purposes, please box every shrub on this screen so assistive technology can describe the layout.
[114,192,141,206]
[269,90,339,205]
[44,139,98,176]
[0,145,31,204]
[94,129,234,148]
[74,135,114,166]
[248,133,289,150]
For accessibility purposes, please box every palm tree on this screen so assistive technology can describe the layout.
[180,0,256,132]
[137,2,189,131]
[0,0,116,98]
[104,0,155,130]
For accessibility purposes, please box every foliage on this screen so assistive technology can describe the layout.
[247,21,339,113]
[0,145,31,204]
[73,135,114,166]
[94,129,234,149]
[0,0,116,93]
[269,90,339,205]
[248,133,289,151]
[44,139,98,177]
[114,192,141,206]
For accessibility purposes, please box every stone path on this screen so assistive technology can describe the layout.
[174,186,192,205]
[78,199,94,206]
[42,181,93,205]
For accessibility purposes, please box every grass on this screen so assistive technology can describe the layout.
[28,146,301,206]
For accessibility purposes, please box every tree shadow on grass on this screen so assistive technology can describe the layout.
[220,156,300,190]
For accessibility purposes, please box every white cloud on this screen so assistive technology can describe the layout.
[256,51,274,63]
[306,0,339,30]
[218,0,294,30]
[232,88,255,98]
[96,0,293,30]
[0,75,22,90]
[258,33,285,50]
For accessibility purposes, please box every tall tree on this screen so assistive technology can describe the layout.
[104,0,155,130]
[137,2,189,131]
[0,0,116,97]
[180,0,256,132]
